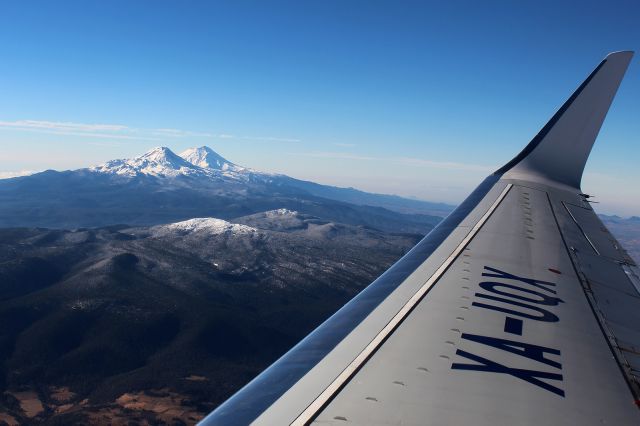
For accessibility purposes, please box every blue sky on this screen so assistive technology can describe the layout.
[0,1,638,215]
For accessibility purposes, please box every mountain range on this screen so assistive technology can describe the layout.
[0,146,445,424]
[0,209,420,424]
[0,146,450,232]
[1,146,639,424]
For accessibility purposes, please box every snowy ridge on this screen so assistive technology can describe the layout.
[154,218,256,236]
[265,208,298,218]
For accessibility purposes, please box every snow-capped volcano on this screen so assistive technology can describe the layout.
[0,144,449,230]
[88,145,271,185]
[179,146,245,172]
[90,146,207,178]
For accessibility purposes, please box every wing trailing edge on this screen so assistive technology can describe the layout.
[497,51,633,189]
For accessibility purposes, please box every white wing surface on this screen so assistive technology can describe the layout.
[201,51,638,425]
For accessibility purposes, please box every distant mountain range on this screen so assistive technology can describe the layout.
[598,214,640,264]
[0,146,450,232]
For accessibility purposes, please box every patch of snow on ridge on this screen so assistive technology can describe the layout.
[156,218,256,236]
[265,208,298,218]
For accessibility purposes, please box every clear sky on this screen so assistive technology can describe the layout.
[0,1,638,215]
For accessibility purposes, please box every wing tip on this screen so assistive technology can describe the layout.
[495,51,633,188]
[605,50,634,64]
[575,52,633,73]
[606,50,634,57]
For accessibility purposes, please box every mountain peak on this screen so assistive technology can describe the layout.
[179,146,244,172]
[137,146,192,168]
[141,146,176,158]
[90,146,202,178]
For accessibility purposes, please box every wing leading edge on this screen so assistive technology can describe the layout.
[200,51,637,425]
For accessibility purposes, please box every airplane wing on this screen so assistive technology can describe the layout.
[200,51,639,425]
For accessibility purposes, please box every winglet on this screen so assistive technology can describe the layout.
[497,51,633,189]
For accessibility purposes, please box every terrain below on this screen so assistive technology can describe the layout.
[0,210,422,425]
